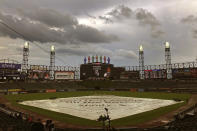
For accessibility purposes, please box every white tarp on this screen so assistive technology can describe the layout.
[20,95,181,120]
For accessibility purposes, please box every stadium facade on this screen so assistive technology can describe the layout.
[0,59,22,80]
[0,42,197,81]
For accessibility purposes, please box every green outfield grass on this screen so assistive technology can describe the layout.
[5,91,190,127]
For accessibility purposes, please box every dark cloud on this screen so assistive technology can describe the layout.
[99,5,164,38]
[56,45,113,56]
[151,30,165,38]
[181,15,197,24]
[99,16,113,24]
[1,0,196,66]
[17,8,78,27]
[0,0,122,16]
[107,5,133,19]
[56,47,88,56]
[0,12,67,43]
[56,45,137,60]
[86,13,97,19]
[41,0,123,15]
[181,15,197,39]
[98,5,133,24]
[74,25,119,43]
[0,10,119,44]
[135,8,163,38]
[192,29,197,39]
[116,49,138,59]
[100,5,160,27]
[135,8,160,29]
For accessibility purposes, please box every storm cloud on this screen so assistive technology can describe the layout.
[181,15,197,39]
[56,45,138,60]
[0,0,197,66]
[135,8,160,29]
[116,49,138,59]
[0,9,119,44]
[192,30,197,39]
[98,16,113,24]
[181,15,197,24]
[107,5,133,19]
[17,8,78,28]
[56,45,113,56]
[99,5,164,38]
[74,25,119,43]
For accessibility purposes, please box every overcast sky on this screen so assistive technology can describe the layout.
[0,0,197,67]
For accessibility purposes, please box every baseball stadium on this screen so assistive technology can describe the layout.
[0,1,197,131]
[0,41,196,131]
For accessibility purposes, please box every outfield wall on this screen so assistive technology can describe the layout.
[0,80,197,94]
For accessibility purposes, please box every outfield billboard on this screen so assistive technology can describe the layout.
[28,72,50,80]
[55,71,74,80]
[30,65,48,71]
[0,63,21,69]
[8,89,22,92]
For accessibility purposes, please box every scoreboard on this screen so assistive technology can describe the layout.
[80,63,114,80]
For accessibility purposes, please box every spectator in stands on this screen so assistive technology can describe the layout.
[45,119,52,129]
[48,123,55,131]
[31,118,44,131]
[28,115,33,123]
[18,112,23,120]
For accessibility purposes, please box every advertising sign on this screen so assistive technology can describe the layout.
[44,73,50,79]
[30,65,47,71]
[55,71,74,80]
[28,72,49,79]
[33,73,39,79]
[8,89,22,92]
[0,63,21,69]
[46,89,56,93]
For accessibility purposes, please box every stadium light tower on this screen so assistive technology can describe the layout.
[22,42,29,73]
[50,45,55,80]
[139,45,145,79]
[165,42,172,79]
